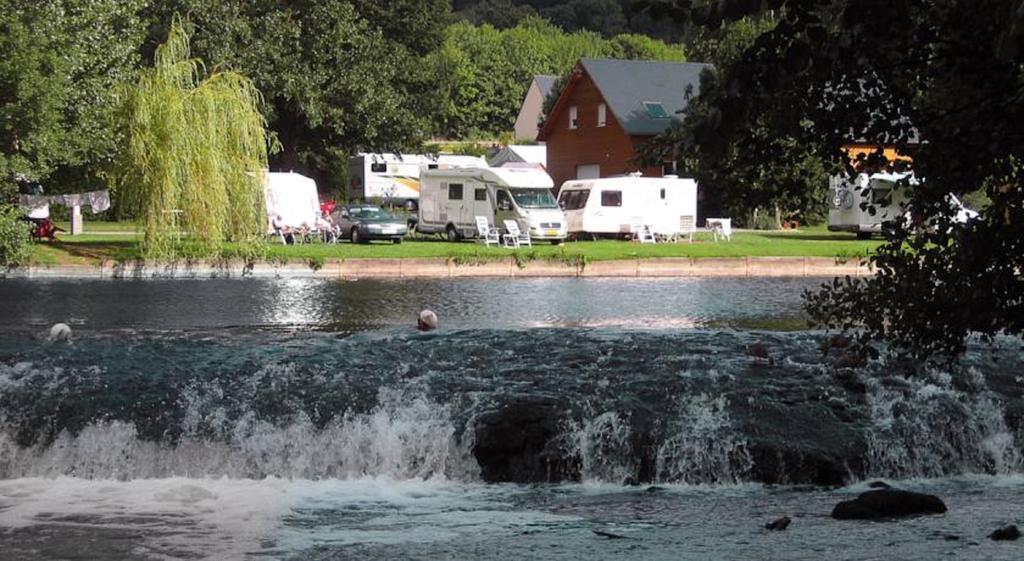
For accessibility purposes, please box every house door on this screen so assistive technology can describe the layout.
[576,164,600,180]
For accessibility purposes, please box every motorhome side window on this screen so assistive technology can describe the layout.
[370,162,386,173]
[448,183,463,200]
[601,190,622,207]
[474,188,487,201]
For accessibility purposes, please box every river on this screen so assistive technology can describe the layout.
[0,277,1021,560]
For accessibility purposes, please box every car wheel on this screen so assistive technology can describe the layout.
[392,237,402,244]
[351,227,361,244]
[446,225,460,242]
[856,232,872,240]
[550,239,562,246]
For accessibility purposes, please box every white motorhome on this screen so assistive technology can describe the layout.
[828,172,913,239]
[349,153,488,210]
[416,165,567,243]
[829,172,978,238]
[556,175,698,239]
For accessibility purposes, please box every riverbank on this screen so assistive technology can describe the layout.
[4,255,872,279]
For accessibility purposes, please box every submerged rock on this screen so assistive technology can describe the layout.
[765,516,791,531]
[473,397,567,482]
[989,525,1020,541]
[831,489,947,520]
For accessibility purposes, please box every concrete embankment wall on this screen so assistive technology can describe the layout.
[5,257,873,280]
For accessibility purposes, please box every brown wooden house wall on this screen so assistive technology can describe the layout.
[543,72,663,192]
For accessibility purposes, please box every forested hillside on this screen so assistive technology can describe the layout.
[453,0,681,41]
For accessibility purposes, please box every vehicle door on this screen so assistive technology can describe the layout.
[471,184,494,226]
[494,188,517,232]
[334,208,353,238]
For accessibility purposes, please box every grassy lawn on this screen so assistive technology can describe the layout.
[27,222,883,266]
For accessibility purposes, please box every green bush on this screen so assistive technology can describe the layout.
[0,204,32,268]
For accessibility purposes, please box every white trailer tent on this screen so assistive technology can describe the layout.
[348,153,489,210]
[416,165,567,243]
[556,175,698,239]
[263,171,320,232]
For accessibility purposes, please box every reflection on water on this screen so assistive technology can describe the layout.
[0,277,821,333]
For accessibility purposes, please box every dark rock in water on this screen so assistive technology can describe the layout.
[473,397,568,483]
[765,516,791,531]
[832,369,867,394]
[831,489,947,520]
[833,349,868,369]
[644,486,666,493]
[747,342,772,363]
[989,525,1020,541]
[828,334,852,349]
[593,529,629,540]
[867,481,892,489]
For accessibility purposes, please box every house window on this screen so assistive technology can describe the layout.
[569,106,578,129]
[370,162,386,173]
[448,183,463,200]
[597,103,606,127]
[474,188,487,201]
[642,101,670,119]
[601,190,622,207]
[575,164,600,179]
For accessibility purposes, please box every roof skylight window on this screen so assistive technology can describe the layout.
[642,102,670,119]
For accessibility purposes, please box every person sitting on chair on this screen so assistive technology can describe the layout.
[271,214,294,245]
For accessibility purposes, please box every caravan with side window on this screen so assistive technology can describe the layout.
[556,175,698,239]
[348,153,488,211]
[415,165,567,244]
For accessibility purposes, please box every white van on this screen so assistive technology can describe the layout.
[829,172,978,238]
[416,166,567,243]
[557,175,698,238]
[348,153,488,210]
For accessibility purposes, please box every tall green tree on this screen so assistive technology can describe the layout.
[649,0,1024,358]
[120,18,269,259]
[142,1,448,192]
[1,0,145,199]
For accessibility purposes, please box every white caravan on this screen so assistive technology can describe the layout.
[263,171,320,233]
[416,166,567,243]
[556,175,698,238]
[349,153,488,210]
[829,172,978,238]
[828,172,913,239]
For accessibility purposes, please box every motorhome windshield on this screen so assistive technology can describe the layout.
[510,188,557,209]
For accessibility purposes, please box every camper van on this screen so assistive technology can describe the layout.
[348,153,488,210]
[416,166,567,243]
[829,172,978,238]
[557,176,698,238]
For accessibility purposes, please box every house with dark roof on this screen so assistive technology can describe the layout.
[513,75,559,142]
[537,58,712,191]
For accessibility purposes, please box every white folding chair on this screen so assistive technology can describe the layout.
[475,216,500,247]
[504,220,532,248]
[630,217,656,244]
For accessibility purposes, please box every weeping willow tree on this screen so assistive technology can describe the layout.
[120,18,269,259]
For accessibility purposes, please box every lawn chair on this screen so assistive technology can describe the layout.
[475,216,500,247]
[503,219,532,248]
[706,217,732,241]
[630,217,656,244]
